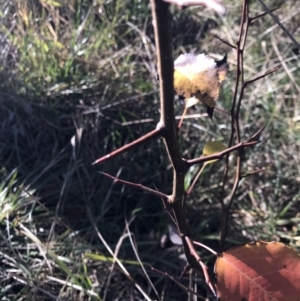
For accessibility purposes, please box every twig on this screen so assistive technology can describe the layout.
[249,6,281,22]
[241,169,265,179]
[187,164,206,195]
[257,0,300,50]
[247,125,266,142]
[92,128,162,165]
[219,0,250,251]
[184,237,216,295]
[193,241,218,256]
[186,140,258,166]
[101,172,170,200]
[213,35,236,49]
[245,67,280,86]
[217,3,274,248]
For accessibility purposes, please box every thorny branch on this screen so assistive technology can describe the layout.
[94,0,279,298]
[186,140,258,166]
[100,172,170,200]
[93,128,162,164]
[151,0,216,294]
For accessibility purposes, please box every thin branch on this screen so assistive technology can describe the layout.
[152,185,177,223]
[221,0,248,193]
[214,106,230,116]
[219,0,250,251]
[249,6,281,22]
[186,140,258,166]
[244,67,280,86]
[213,35,236,49]
[241,169,265,179]
[247,125,266,142]
[93,128,162,165]
[257,0,300,50]
[187,164,206,195]
[193,241,218,256]
[184,237,216,295]
[101,172,170,200]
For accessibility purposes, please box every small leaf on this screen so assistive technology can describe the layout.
[203,141,227,156]
[215,241,300,301]
[54,41,65,49]
[202,141,226,164]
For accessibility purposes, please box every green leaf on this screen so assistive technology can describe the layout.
[202,141,226,164]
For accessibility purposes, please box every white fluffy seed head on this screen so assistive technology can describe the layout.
[174,53,217,77]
